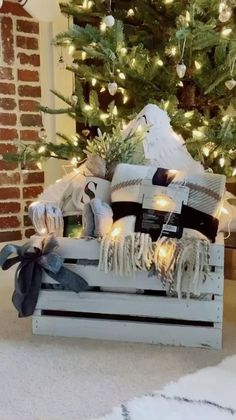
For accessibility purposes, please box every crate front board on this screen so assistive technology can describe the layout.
[33,235,225,349]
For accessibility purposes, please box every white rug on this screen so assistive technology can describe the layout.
[95,355,236,419]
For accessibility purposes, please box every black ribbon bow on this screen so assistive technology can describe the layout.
[0,235,88,317]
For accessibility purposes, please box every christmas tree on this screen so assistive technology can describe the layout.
[6,0,236,177]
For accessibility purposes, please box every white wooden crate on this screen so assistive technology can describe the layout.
[33,234,225,349]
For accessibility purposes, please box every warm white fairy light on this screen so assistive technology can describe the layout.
[222,115,229,122]
[123,94,129,104]
[194,60,202,70]
[37,162,42,170]
[119,72,126,80]
[185,11,191,22]
[71,157,77,166]
[202,146,210,157]
[91,78,97,86]
[100,113,109,120]
[164,0,174,4]
[81,51,87,61]
[111,227,122,238]
[221,27,232,36]
[232,168,236,176]
[193,129,204,139]
[100,22,107,32]
[82,0,93,9]
[213,151,218,158]
[131,58,136,67]
[219,156,225,167]
[120,47,127,55]
[112,106,118,115]
[156,58,164,66]
[170,46,177,56]
[68,44,75,55]
[184,111,194,118]
[84,104,92,111]
[38,146,46,154]
[127,8,135,16]
[177,81,184,87]
[100,86,106,92]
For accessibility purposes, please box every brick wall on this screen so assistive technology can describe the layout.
[0,1,44,242]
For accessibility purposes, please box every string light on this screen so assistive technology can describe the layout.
[170,46,177,56]
[37,162,42,170]
[185,11,191,23]
[127,8,135,16]
[202,146,210,157]
[91,78,97,86]
[111,227,121,238]
[221,27,232,36]
[156,58,164,66]
[232,168,236,176]
[68,44,75,55]
[71,157,77,166]
[100,113,109,120]
[219,156,225,167]
[38,146,46,154]
[112,106,118,115]
[120,47,127,55]
[193,129,204,139]
[184,111,194,118]
[100,86,106,92]
[131,58,136,67]
[123,94,129,104]
[82,0,93,9]
[194,60,202,70]
[100,22,107,32]
[164,0,174,4]
[119,72,126,80]
[84,104,92,111]
[81,51,87,61]
[222,115,229,122]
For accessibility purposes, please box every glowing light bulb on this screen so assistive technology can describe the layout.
[131,58,136,66]
[127,8,135,16]
[91,78,97,86]
[71,157,77,166]
[123,95,129,104]
[81,51,87,61]
[222,115,229,122]
[100,113,109,120]
[100,86,106,92]
[185,11,191,22]
[119,72,126,80]
[221,27,232,36]
[68,44,75,55]
[112,106,118,116]
[111,227,121,238]
[100,22,107,32]
[37,162,42,170]
[232,168,236,176]
[164,0,174,3]
[156,59,164,66]
[219,157,225,167]
[120,47,127,55]
[202,146,210,157]
[38,146,46,154]
[184,111,194,118]
[84,104,92,111]
[193,129,204,139]
[170,46,177,56]
[194,60,202,70]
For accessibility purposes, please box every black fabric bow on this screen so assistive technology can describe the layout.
[0,235,88,317]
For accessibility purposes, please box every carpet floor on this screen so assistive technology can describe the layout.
[0,264,236,419]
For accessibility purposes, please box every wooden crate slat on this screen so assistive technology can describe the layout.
[32,316,222,349]
[42,265,224,295]
[36,290,223,323]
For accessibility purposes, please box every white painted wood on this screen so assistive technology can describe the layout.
[36,290,223,322]
[32,316,222,349]
[42,266,224,295]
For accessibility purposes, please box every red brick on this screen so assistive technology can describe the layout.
[20,114,42,127]
[0,67,13,81]
[20,130,39,141]
[24,228,35,238]
[18,85,41,98]
[1,17,14,65]
[0,128,18,141]
[19,100,39,112]
[0,1,31,17]
[0,230,22,242]
[23,186,43,199]
[0,172,20,185]
[16,20,39,34]
[0,188,20,200]
[21,162,38,171]
[24,215,32,227]
[17,53,40,67]
[0,144,17,155]
[17,36,38,50]
[0,113,17,126]
[18,69,39,82]
[0,98,17,111]
[0,216,20,229]
[0,83,15,95]
[0,161,18,171]
[23,171,44,184]
[0,202,21,215]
